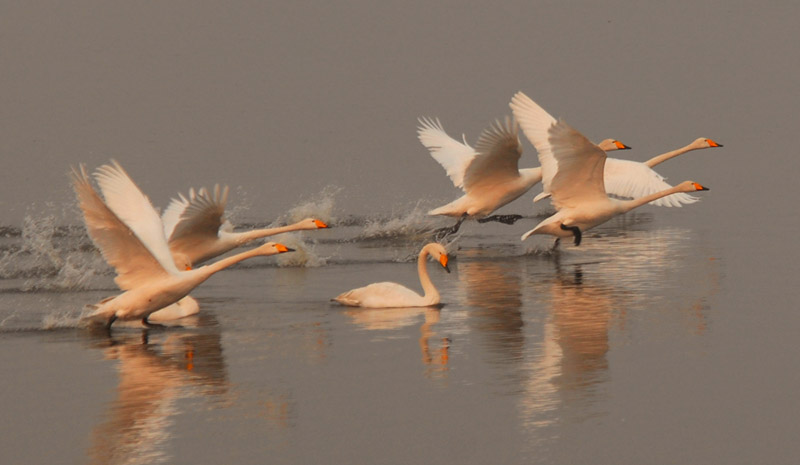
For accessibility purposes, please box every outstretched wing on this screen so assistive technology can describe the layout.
[161,188,194,240]
[417,117,477,191]
[462,116,523,191]
[93,160,180,275]
[70,165,172,290]
[168,184,229,248]
[604,158,699,207]
[510,92,607,210]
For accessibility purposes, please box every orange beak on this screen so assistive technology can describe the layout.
[614,140,631,150]
[314,219,328,228]
[275,243,294,253]
[439,254,451,273]
[185,265,192,271]
[707,139,723,148]
[692,182,709,191]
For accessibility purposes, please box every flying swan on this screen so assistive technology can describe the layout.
[418,116,629,236]
[509,92,710,247]
[71,161,294,328]
[146,184,327,321]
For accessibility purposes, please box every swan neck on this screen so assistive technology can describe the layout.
[417,247,439,303]
[235,224,298,245]
[619,185,683,212]
[197,248,260,280]
[644,144,696,168]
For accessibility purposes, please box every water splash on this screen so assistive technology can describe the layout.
[358,202,440,241]
[270,233,329,268]
[0,203,111,291]
[282,185,341,225]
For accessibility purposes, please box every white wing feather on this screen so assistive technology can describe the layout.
[604,158,698,207]
[169,184,229,245]
[93,160,180,275]
[510,92,607,209]
[417,117,476,191]
[462,116,523,191]
[70,165,173,290]
[161,189,193,240]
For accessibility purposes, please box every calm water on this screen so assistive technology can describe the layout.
[3,201,795,465]
[2,1,800,463]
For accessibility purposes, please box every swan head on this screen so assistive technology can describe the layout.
[257,242,296,255]
[425,243,451,273]
[297,218,329,230]
[693,137,723,149]
[173,253,193,271]
[677,181,710,192]
[597,139,631,152]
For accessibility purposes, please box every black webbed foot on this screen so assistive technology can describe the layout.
[477,214,523,225]
[432,213,468,241]
[559,223,582,246]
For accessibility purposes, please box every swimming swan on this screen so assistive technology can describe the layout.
[418,117,629,235]
[333,243,451,308]
[509,92,710,246]
[71,161,294,328]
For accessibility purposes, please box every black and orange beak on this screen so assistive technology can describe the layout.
[614,140,631,150]
[275,243,295,253]
[314,219,329,228]
[693,182,709,191]
[439,254,451,273]
[707,139,723,148]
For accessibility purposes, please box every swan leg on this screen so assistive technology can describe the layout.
[559,224,582,246]
[477,214,523,225]
[432,213,468,240]
[141,317,166,329]
[106,314,118,330]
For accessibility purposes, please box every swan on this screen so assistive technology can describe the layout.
[149,185,326,321]
[71,161,294,328]
[600,137,722,207]
[509,92,709,246]
[418,117,629,236]
[161,184,328,266]
[333,243,451,308]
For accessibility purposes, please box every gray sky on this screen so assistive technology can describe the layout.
[1,0,797,230]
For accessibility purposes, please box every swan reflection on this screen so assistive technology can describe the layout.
[345,307,449,376]
[87,316,229,465]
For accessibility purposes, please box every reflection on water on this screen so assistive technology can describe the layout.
[521,265,616,434]
[456,252,526,390]
[87,315,229,465]
[345,307,450,378]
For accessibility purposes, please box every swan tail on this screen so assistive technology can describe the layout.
[332,294,360,306]
[533,191,551,203]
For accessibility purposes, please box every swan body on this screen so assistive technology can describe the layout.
[509,92,709,245]
[333,243,450,308]
[71,161,293,327]
[162,185,327,266]
[419,117,629,218]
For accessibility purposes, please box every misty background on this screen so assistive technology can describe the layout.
[1,1,796,233]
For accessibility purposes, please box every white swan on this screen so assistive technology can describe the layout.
[161,184,328,266]
[418,117,629,234]
[333,243,451,308]
[593,137,722,208]
[71,161,294,328]
[148,185,327,321]
[509,92,709,246]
